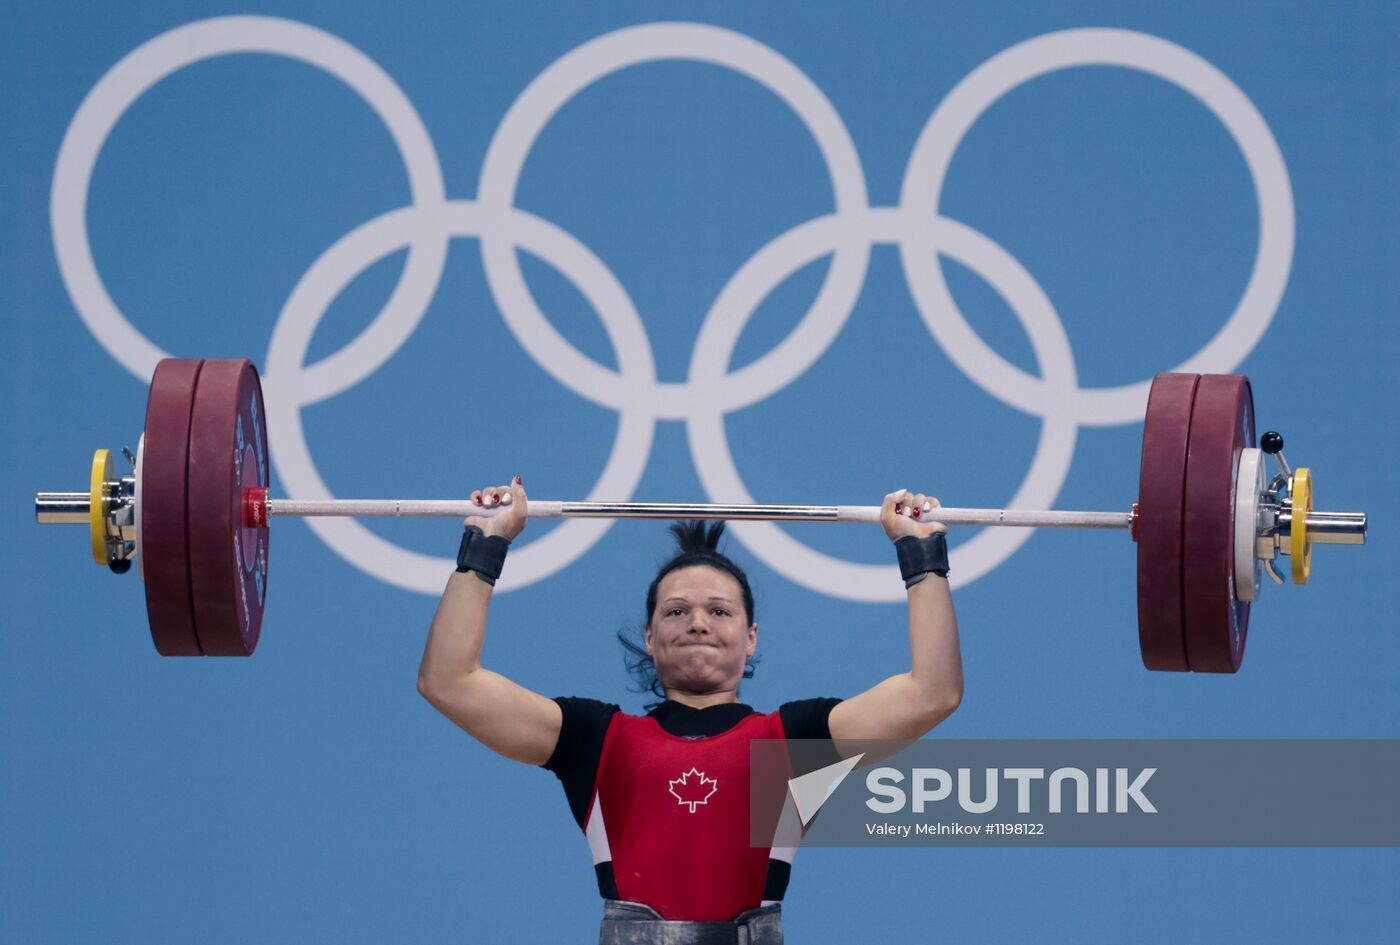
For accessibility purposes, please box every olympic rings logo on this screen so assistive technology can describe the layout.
[51,16,1293,601]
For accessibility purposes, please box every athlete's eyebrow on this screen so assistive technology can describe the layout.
[661,596,736,606]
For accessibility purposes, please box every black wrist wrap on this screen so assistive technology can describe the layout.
[456,525,510,585]
[895,532,950,587]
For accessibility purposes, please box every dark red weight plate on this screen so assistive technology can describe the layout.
[142,359,205,656]
[187,359,270,656]
[1182,374,1254,673]
[1136,373,1199,671]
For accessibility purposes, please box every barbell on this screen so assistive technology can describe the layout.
[35,358,1367,671]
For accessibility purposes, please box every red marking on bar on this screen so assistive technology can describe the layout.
[244,488,269,529]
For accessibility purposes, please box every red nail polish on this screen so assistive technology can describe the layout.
[895,504,903,514]
[514,475,522,485]
[912,509,921,518]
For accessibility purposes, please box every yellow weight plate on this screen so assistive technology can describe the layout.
[89,449,113,566]
[1291,467,1312,584]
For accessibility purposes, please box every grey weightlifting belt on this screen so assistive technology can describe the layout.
[598,900,783,945]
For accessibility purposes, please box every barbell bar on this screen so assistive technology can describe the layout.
[34,358,1367,670]
[36,493,1365,532]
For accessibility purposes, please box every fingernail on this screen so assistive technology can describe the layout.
[474,497,481,506]
[923,501,932,512]
[514,475,522,485]
[912,508,921,518]
[895,504,903,514]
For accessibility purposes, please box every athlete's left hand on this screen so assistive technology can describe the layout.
[881,488,948,542]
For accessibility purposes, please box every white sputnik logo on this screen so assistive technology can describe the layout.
[669,768,719,813]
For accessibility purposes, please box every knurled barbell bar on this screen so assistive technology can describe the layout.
[34,358,1367,670]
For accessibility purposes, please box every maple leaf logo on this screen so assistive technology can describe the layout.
[668,768,719,813]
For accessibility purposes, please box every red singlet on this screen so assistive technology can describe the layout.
[588,710,785,920]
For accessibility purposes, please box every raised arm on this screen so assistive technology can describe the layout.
[828,489,963,743]
[417,477,563,765]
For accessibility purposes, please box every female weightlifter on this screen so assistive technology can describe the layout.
[418,476,962,944]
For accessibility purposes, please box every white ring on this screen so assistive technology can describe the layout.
[899,28,1292,425]
[263,202,654,593]
[689,208,1079,599]
[477,22,870,418]
[51,15,448,392]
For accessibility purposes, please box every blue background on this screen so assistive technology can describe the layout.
[3,1,1395,942]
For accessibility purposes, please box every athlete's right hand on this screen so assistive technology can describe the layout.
[466,476,528,541]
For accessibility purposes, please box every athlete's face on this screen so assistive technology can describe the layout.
[645,565,757,697]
